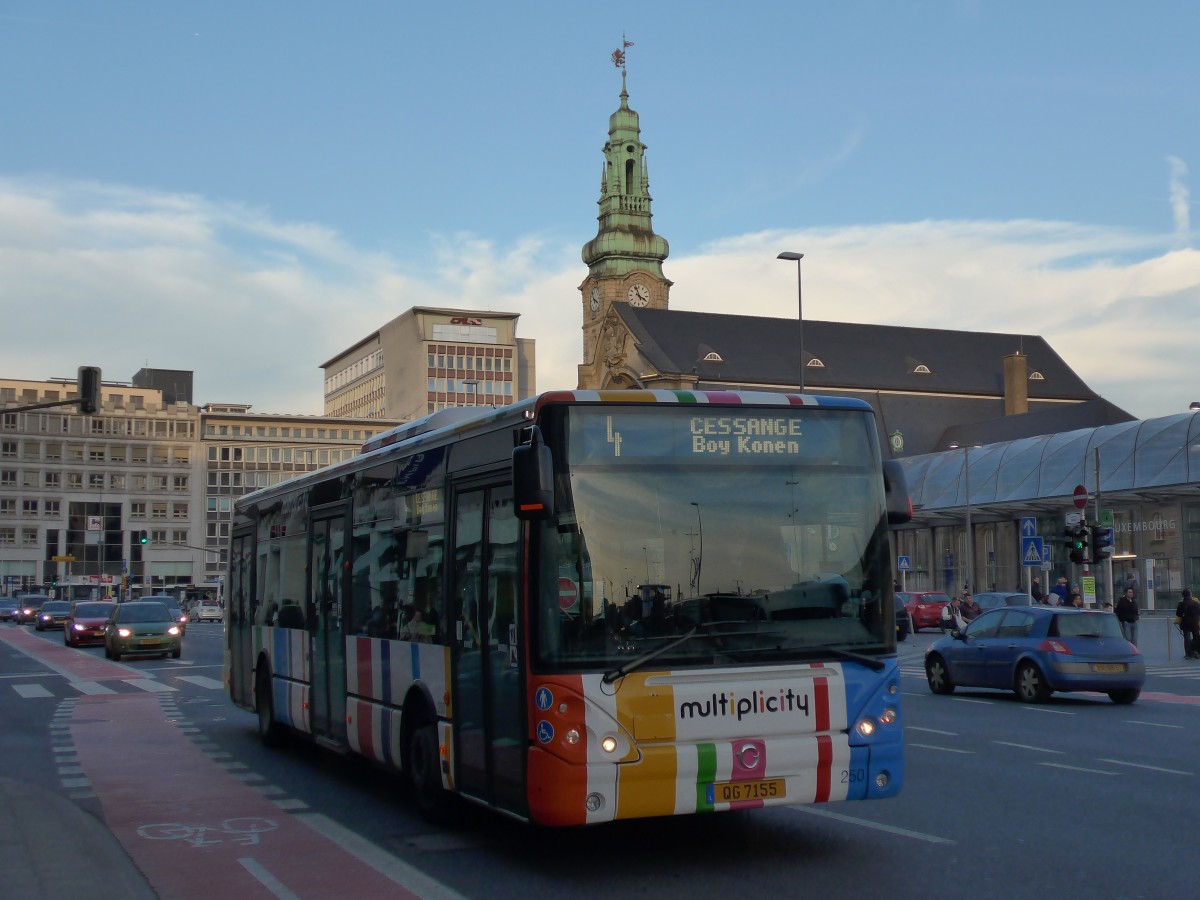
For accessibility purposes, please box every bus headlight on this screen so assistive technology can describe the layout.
[856,718,876,738]
[600,735,618,754]
[879,707,898,725]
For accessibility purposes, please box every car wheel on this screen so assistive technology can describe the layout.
[1108,688,1140,705]
[171,647,181,659]
[104,643,112,659]
[1016,661,1051,702]
[255,664,287,748]
[925,654,955,694]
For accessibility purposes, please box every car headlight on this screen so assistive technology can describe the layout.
[73,623,85,631]
[168,625,181,636]
[117,627,132,638]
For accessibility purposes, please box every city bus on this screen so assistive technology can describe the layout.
[225,389,911,826]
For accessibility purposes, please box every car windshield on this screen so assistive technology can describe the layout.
[118,604,172,624]
[42,602,71,613]
[74,603,114,617]
[1051,613,1124,638]
[0,600,18,609]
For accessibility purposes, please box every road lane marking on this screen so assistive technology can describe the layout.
[237,858,301,900]
[174,675,225,689]
[950,697,992,705]
[1019,706,1075,714]
[1039,762,1118,776]
[124,679,177,693]
[789,805,956,844]
[13,684,52,698]
[1096,759,1192,776]
[992,741,1063,754]
[1126,720,1183,728]
[71,680,117,695]
[908,725,959,735]
[907,742,973,753]
[294,812,467,899]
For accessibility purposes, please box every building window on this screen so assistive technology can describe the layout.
[67,473,83,489]
[171,530,187,545]
[44,472,60,489]
[1,441,15,458]
[44,500,60,516]
[110,474,125,490]
[151,529,167,544]
[89,447,105,462]
[173,475,188,491]
[89,474,104,488]
[45,442,62,461]
[131,475,147,491]
[22,499,37,515]
[173,503,188,518]
[130,502,147,518]
[151,475,168,491]
[20,527,37,546]
[152,503,168,519]
[0,499,14,515]
[0,527,15,545]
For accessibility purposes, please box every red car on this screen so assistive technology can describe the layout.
[65,600,116,647]
[897,591,952,632]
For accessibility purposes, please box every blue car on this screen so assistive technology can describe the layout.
[924,605,1145,704]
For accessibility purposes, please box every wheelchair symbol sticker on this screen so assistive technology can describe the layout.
[536,720,554,744]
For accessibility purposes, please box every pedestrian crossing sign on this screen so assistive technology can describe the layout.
[1021,536,1044,566]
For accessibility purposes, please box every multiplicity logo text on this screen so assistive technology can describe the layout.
[679,687,811,722]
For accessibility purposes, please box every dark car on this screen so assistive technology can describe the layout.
[17,594,50,625]
[924,606,1145,704]
[35,600,72,631]
[896,591,951,632]
[973,591,1031,612]
[103,601,183,661]
[0,599,19,622]
[65,600,117,647]
[894,595,911,641]
[143,595,188,635]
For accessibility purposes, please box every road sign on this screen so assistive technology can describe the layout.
[1020,517,1037,538]
[897,556,911,571]
[1021,536,1045,567]
[1072,485,1088,509]
[51,555,75,562]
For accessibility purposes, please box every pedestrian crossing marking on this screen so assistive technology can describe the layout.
[122,679,177,693]
[13,684,52,699]
[70,681,118,695]
[174,675,225,690]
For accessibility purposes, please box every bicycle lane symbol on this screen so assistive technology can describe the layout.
[137,817,278,847]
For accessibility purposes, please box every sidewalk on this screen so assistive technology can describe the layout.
[0,776,157,900]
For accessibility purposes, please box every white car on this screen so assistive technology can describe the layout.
[196,603,223,623]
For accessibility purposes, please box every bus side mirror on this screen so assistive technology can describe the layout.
[514,426,555,520]
[883,460,912,525]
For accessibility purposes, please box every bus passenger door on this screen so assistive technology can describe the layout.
[452,484,525,816]
[228,528,255,709]
[309,507,348,745]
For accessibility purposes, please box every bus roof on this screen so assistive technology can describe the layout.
[237,389,874,512]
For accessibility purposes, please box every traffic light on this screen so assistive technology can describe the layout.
[137,529,148,545]
[77,366,101,414]
[1068,524,1089,565]
[1092,527,1114,564]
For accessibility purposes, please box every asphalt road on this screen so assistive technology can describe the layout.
[2,617,1196,899]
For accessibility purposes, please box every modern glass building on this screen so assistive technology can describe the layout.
[895,412,1200,610]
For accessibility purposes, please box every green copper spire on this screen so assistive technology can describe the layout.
[581,65,670,279]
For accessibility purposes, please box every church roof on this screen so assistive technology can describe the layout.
[615,306,1102,401]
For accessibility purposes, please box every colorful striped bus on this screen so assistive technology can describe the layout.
[225,389,910,825]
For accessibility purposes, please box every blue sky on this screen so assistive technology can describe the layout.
[2,1,1198,422]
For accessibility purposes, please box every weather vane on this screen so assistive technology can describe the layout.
[611,34,633,73]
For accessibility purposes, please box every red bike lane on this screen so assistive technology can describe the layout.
[1,627,424,899]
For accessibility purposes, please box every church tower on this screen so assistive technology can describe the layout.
[578,46,671,383]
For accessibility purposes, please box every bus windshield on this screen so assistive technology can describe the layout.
[534,404,893,672]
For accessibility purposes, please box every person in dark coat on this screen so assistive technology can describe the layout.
[1114,587,1139,645]
[1031,577,1046,604]
[1177,589,1200,660]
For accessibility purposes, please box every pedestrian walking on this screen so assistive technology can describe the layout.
[1050,576,1069,605]
[1115,587,1139,645]
[1176,589,1200,660]
[1031,576,1045,604]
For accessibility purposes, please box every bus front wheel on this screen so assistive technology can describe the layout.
[407,721,454,823]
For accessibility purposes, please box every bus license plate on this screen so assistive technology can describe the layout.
[1093,663,1124,673]
[708,778,786,804]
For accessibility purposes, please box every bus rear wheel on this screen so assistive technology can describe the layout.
[255,665,287,747]
[407,720,454,824]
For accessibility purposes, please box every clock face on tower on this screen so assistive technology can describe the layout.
[628,283,650,307]
[590,286,601,312]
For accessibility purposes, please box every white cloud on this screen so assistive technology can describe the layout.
[1168,155,1191,245]
[2,176,1198,421]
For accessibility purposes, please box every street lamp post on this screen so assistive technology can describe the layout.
[777,252,805,391]
[949,443,981,592]
[690,502,703,596]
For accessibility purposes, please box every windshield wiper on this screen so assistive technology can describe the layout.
[814,644,887,671]
[603,628,699,684]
